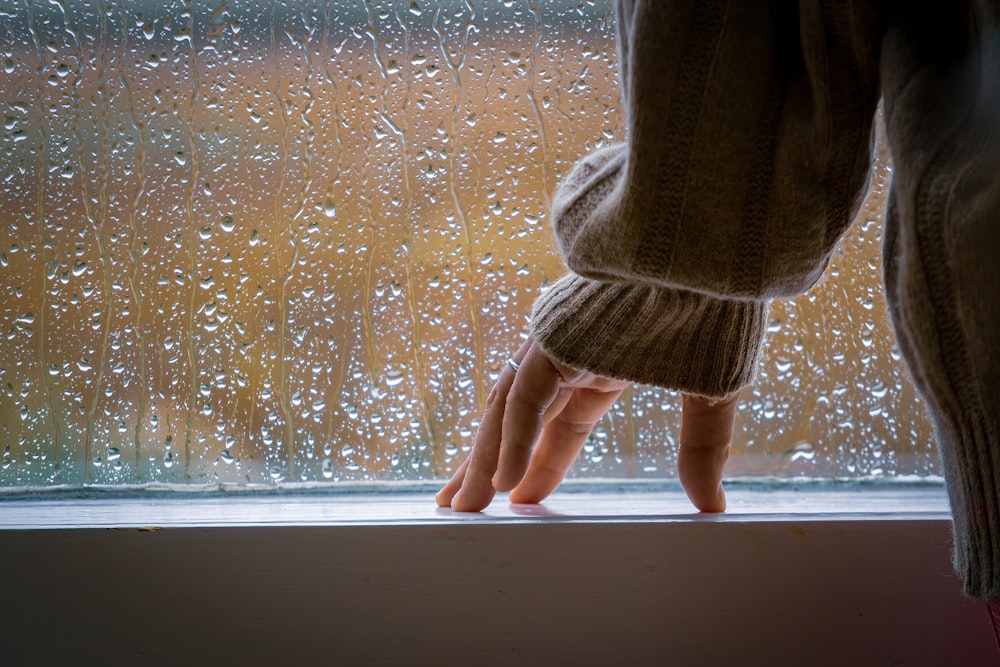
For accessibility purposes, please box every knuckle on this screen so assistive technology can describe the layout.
[547,357,583,384]
[678,442,731,462]
[485,384,501,408]
[500,436,532,453]
[556,414,596,435]
[507,387,548,416]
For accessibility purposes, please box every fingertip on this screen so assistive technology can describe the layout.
[712,483,727,512]
[493,449,531,493]
[435,490,451,508]
[692,484,726,513]
[509,467,563,505]
[491,471,515,492]
[449,492,471,512]
[508,487,540,505]
[450,490,488,513]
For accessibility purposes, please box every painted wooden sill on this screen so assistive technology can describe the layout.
[1,483,995,666]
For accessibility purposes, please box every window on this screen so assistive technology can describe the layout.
[3,2,992,663]
[1,0,935,489]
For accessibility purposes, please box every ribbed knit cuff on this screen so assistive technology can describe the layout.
[530,273,768,398]
[945,426,1000,603]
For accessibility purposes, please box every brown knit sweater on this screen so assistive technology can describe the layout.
[531,0,999,602]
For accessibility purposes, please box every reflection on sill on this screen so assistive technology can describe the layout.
[0,479,948,529]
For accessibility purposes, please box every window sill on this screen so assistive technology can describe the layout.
[0,478,951,527]
[1,484,994,665]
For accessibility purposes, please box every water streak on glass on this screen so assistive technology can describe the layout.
[0,0,936,487]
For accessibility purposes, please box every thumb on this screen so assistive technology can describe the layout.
[677,391,740,512]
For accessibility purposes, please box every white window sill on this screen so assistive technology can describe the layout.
[0,479,951,527]
[1,483,995,665]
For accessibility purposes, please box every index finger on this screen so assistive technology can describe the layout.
[447,339,531,511]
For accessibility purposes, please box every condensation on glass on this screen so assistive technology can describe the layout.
[0,0,936,487]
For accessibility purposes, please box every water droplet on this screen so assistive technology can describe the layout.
[385,369,404,387]
[786,442,815,462]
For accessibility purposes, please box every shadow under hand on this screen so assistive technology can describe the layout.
[509,502,565,518]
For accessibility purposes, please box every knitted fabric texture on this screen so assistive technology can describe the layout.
[531,0,999,601]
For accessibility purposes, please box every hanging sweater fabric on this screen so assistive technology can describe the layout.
[530,0,999,602]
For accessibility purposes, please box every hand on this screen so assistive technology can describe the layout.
[436,336,740,513]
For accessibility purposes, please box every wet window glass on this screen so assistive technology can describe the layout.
[0,0,935,487]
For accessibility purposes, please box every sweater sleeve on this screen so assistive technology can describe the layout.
[879,4,1000,603]
[530,0,881,396]
[532,273,768,397]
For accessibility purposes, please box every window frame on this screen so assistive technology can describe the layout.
[3,1,982,658]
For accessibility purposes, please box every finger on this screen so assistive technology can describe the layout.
[449,339,531,511]
[449,381,507,511]
[435,456,470,507]
[510,385,625,504]
[677,392,740,513]
[541,386,574,428]
[492,343,568,491]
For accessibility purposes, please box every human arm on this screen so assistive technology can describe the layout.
[439,0,880,512]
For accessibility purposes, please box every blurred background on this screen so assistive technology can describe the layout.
[0,0,937,487]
